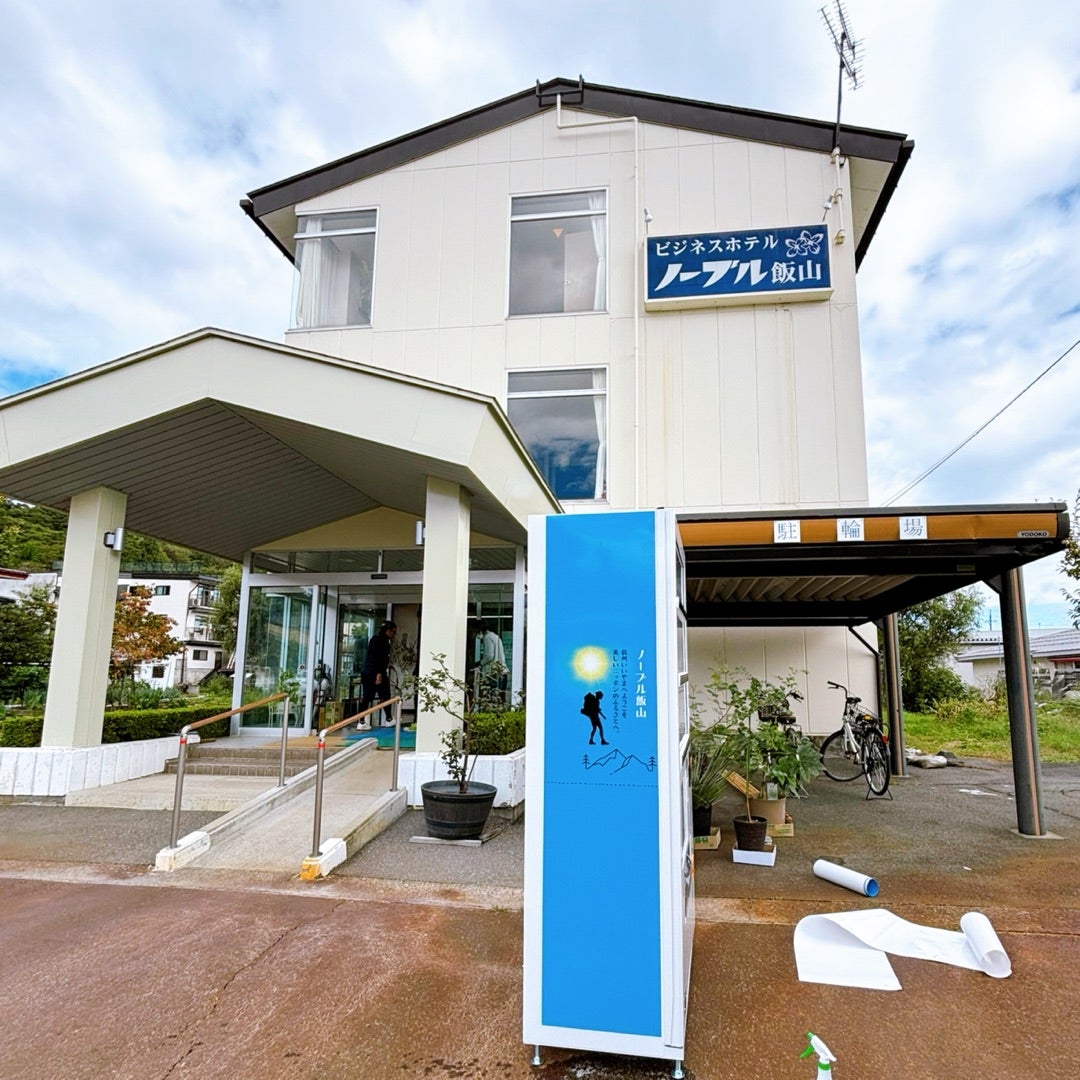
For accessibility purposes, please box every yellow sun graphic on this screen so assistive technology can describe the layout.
[571,646,609,683]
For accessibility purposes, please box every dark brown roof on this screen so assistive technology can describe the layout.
[243,76,913,269]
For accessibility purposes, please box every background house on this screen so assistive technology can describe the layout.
[954,628,1080,697]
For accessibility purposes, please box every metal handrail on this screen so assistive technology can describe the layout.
[168,692,288,848]
[310,697,403,859]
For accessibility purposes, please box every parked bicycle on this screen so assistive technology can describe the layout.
[819,681,890,796]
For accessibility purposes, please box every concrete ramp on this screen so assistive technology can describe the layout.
[187,746,406,874]
[65,736,409,874]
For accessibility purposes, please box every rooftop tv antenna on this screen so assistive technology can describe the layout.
[819,1,863,151]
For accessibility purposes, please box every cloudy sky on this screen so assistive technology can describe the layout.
[1,0,1078,625]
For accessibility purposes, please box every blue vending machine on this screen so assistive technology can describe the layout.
[522,509,693,1076]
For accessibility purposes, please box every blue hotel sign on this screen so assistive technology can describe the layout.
[645,223,832,309]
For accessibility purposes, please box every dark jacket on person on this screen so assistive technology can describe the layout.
[361,631,393,677]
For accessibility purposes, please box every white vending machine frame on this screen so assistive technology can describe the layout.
[523,509,693,1074]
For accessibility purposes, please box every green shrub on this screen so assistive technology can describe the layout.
[198,673,235,698]
[0,704,234,748]
[902,663,969,712]
[468,709,526,755]
[0,713,39,747]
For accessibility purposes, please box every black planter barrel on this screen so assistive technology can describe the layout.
[732,814,768,851]
[420,780,498,840]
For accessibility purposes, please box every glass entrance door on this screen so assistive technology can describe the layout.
[240,585,313,729]
[337,604,383,719]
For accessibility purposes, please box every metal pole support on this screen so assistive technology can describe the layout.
[310,737,327,858]
[168,735,189,849]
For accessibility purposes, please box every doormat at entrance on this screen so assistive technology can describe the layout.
[344,726,416,749]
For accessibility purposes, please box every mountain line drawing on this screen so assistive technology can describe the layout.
[581,747,657,775]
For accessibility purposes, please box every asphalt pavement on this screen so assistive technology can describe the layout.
[0,756,1077,1079]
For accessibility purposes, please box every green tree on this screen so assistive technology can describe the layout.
[210,563,242,657]
[897,588,982,710]
[1063,491,1080,629]
[0,584,57,703]
[110,587,183,696]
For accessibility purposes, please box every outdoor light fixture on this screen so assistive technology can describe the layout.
[103,528,125,552]
[415,520,425,545]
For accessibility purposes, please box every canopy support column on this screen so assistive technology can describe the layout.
[880,612,906,777]
[416,477,472,753]
[990,568,1045,836]
[42,486,127,747]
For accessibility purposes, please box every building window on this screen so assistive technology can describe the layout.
[509,191,606,316]
[507,369,607,500]
[151,665,165,679]
[192,649,208,662]
[293,210,376,329]
[153,585,171,596]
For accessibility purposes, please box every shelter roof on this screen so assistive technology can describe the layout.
[0,329,560,562]
[678,506,1069,626]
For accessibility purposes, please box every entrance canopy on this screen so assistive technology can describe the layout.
[679,505,1070,627]
[0,329,561,559]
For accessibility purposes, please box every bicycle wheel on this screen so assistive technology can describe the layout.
[820,729,863,781]
[865,732,890,796]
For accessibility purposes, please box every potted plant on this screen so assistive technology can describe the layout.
[411,653,500,840]
[747,716,823,826]
[697,665,807,851]
[687,704,737,840]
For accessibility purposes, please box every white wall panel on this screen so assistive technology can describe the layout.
[434,327,472,388]
[717,309,760,506]
[404,169,445,328]
[471,323,508,399]
[509,114,544,161]
[473,163,510,326]
[575,152,613,189]
[792,303,841,504]
[540,154,576,192]
[443,139,479,169]
[676,145,717,235]
[373,170,414,328]
[370,329,405,373]
[402,328,439,381]
[747,142,789,222]
[504,316,542,370]
[677,315,722,506]
[438,166,478,327]
[712,141,752,227]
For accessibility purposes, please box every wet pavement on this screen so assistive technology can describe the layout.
[0,758,1077,1078]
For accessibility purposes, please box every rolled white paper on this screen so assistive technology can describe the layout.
[813,858,879,896]
[959,911,1011,978]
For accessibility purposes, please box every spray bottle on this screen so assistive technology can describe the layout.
[800,1032,837,1076]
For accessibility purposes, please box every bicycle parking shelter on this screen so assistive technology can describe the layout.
[677,502,1070,837]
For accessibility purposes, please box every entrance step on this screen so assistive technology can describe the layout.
[163,741,348,778]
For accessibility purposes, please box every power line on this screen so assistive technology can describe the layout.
[884,336,1080,506]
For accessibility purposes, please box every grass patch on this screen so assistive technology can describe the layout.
[902,697,1080,762]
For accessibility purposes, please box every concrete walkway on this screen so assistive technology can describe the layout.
[64,733,407,875]
[0,758,1076,1078]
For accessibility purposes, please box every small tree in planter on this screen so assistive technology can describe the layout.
[696,665,807,850]
[410,652,508,839]
[687,697,738,839]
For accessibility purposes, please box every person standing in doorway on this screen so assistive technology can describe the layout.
[474,619,506,707]
[359,621,396,728]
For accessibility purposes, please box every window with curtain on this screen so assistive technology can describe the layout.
[507,368,607,500]
[508,191,607,316]
[293,210,377,329]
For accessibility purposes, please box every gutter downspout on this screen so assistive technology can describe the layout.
[554,95,643,509]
